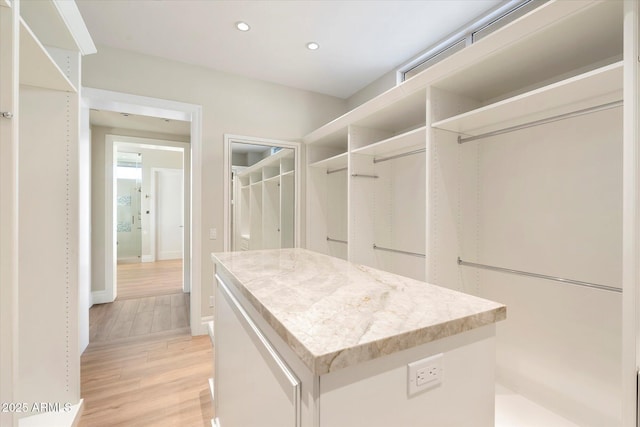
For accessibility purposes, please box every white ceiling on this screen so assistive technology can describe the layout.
[76,0,504,99]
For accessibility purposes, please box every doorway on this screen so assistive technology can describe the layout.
[83,87,205,337]
[223,134,302,251]
[113,139,187,304]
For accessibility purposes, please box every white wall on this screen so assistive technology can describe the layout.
[346,69,397,110]
[83,45,347,317]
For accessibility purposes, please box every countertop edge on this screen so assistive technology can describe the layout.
[212,251,506,376]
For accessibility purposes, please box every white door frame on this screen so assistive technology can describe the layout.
[223,134,302,251]
[83,87,204,335]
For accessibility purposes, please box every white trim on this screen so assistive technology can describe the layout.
[83,88,204,335]
[223,134,302,251]
[91,290,111,305]
[104,137,117,302]
[197,315,214,338]
[622,1,639,426]
[109,137,189,298]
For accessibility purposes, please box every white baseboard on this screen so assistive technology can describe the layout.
[141,255,155,262]
[192,315,213,336]
[91,290,113,305]
[158,251,182,260]
[19,399,83,427]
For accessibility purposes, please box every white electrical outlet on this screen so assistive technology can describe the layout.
[209,228,217,240]
[407,353,443,396]
[209,296,215,307]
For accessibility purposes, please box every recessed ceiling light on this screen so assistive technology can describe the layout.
[306,42,320,50]
[236,21,250,32]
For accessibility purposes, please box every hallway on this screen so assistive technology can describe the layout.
[79,261,213,426]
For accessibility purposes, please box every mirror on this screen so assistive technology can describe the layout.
[231,142,296,251]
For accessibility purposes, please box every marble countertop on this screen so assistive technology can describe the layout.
[212,248,506,375]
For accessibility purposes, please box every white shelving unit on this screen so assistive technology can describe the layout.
[306,92,426,279]
[303,1,638,426]
[431,61,623,137]
[1,1,95,426]
[233,149,295,251]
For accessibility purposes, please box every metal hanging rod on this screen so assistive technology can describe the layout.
[373,244,426,258]
[373,148,426,164]
[458,100,623,144]
[326,167,347,175]
[351,174,379,179]
[457,257,621,293]
[327,237,348,244]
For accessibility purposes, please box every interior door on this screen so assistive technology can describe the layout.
[156,168,183,260]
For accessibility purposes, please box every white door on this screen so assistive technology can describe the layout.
[156,169,183,260]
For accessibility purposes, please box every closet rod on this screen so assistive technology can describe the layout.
[457,257,621,293]
[457,100,623,144]
[327,237,348,244]
[351,174,379,179]
[326,167,347,175]
[373,148,426,164]
[373,244,426,258]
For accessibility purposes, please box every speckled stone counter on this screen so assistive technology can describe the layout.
[212,248,506,375]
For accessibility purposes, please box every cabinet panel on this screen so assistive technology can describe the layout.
[215,277,300,427]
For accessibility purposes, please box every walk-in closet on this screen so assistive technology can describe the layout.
[304,1,637,425]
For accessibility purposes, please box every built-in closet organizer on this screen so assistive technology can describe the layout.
[347,92,427,281]
[306,129,349,260]
[305,92,427,280]
[1,0,94,425]
[303,0,637,425]
[426,2,623,425]
[234,149,295,250]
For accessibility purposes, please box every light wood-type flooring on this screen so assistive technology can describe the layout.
[116,259,184,300]
[80,260,214,426]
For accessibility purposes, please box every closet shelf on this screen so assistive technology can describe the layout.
[263,175,280,184]
[20,18,77,92]
[237,149,293,178]
[431,61,622,137]
[352,126,426,157]
[309,152,348,170]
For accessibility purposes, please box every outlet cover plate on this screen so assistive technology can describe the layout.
[407,353,443,396]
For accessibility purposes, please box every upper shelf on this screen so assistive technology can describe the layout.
[431,61,623,137]
[237,149,294,178]
[20,18,77,92]
[352,126,426,157]
[303,1,620,145]
[20,0,96,55]
[309,152,348,170]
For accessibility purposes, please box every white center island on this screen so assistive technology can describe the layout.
[212,248,506,427]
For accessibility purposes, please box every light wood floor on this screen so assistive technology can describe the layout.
[117,259,184,300]
[80,260,213,426]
